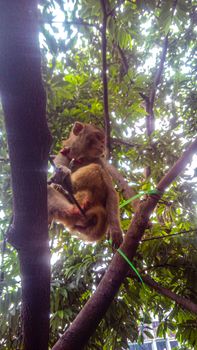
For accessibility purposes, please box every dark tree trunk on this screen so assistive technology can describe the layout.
[0,1,52,349]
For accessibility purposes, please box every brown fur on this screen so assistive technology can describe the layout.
[48,122,122,247]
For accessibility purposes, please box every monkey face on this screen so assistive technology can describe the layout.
[68,122,105,161]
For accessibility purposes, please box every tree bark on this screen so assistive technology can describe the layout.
[0,2,52,350]
[52,138,197,350]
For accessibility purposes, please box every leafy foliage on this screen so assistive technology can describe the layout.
[0,0,197,349]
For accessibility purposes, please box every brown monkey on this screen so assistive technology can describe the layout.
[48,122,122,247]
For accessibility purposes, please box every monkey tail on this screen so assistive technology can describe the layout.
[85,205,108,241]
[75,205,108,242]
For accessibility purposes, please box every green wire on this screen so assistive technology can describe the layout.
[109,189,161,334]
[119,189,162,209]
[117,248,146,288]
[109,189,162,287]
[108,239,145,288]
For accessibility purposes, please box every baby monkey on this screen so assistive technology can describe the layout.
[48,122,123,247]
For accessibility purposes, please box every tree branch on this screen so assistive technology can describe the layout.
[137,274,197,315]
[140,34,169,179]
[52,134,197,349]
[128,271,197,314]
[63,18,101,31]
[106,163,140,210]
[111,137,141,148]
[141,1,178,179]
[100,0,111,156]
[150,35,169,108]
[157,139,197,191]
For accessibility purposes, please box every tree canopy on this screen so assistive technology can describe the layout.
[0,0,196,349]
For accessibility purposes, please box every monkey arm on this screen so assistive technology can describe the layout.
[53,151,71,176]
[106,186,123,247]
[53,151,70,168]
[49,150,73,192]
[102,168,123,247]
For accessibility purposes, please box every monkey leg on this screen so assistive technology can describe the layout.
[48,185,83,226]
[74,190,93,211]
[73,205,108,242]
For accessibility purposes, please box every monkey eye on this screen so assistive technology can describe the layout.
[87,137,94,146]
[94,133,104,142]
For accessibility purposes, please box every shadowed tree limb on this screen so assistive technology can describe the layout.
[52,136,197,350]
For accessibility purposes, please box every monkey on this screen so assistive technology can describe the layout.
[48,121,123,247]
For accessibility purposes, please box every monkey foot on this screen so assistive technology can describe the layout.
[108,229,123,249]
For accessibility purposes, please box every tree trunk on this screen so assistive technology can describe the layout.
[0,2,52,349]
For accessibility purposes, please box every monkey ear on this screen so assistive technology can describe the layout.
[72,122,84,135]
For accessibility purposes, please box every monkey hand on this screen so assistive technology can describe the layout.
[56,165,71,181]
[107,227,123,249]
[50,183,70,199]
[49,166,73,193]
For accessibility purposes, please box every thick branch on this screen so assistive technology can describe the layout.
[52,136,197,349]
[0,2,52,349]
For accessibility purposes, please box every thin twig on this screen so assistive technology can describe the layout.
[142,228,197,242]
[111,137,142,148]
